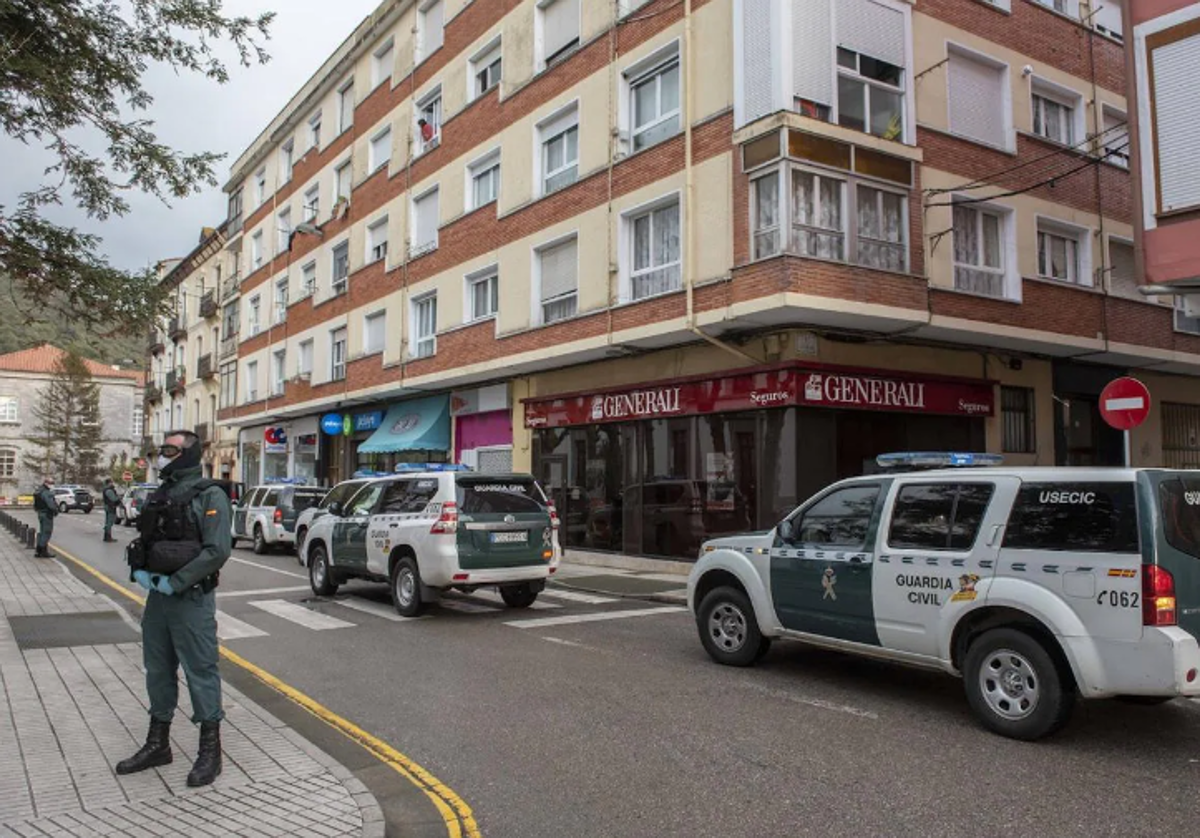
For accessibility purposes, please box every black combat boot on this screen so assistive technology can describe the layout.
[115,718,172,774]
[186,720,222,787]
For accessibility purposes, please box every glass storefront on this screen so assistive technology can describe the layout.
[533,407,983,560]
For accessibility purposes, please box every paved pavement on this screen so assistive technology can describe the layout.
[0,529,384,838]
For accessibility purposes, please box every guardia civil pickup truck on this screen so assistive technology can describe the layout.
[302,465,561,616]
[688,453,1200,740]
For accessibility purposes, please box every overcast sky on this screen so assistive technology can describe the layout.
[1,0,376,273]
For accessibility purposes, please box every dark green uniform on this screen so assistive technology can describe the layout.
[33,486,58,554]
[102,484,120,540]
[141,465,232,724]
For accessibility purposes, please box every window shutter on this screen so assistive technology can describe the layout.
[415,190,439,248]
[540,239,578,301]
[1152,34,1200,211]
[423,1,444,54]
[794,0,833,107]
[836,0,906,68]
[543,0,579,60]
[739,0,775,125]
[371,130,391,169]
[948,51,1005,147]
[1109,240,1137,296]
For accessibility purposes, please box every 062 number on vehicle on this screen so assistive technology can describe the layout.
[1096,590,1139,608]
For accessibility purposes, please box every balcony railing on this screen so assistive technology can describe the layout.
[219,334,238,360]
[165,368,185,396]
[197,353,214,380]
[222,273,241,302]
[144,383,163,403]
[168,316,187,341]
[147,329,164,355]
[200,291,218,319]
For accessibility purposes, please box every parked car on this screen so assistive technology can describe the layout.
[116,483,158,527]
[301,466,561,616]
[231,482,328,554]
[52,485,93,513]
[293,479,369,565]
[688,451,1200,741]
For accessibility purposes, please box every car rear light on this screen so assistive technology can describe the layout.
[452,573,469,582]
[547,500,560,530]
[1143,564,1177,627]
[430,502,458,535]
[274,508,283,524]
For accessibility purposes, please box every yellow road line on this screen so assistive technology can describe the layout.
[49,545,480,838]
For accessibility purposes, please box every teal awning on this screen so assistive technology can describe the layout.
[357,396,451,453]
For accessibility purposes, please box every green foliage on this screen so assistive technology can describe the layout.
[0,0,274,334]
[27,350,104,484]
[0,274,144,363]
[106,451,148,485]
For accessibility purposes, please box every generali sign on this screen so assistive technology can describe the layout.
[524,364,995,429]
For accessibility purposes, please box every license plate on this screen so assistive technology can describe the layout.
[490,531,528,544]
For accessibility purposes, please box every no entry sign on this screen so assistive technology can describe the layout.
[122,470,133,482]
[1099,377,1151,431]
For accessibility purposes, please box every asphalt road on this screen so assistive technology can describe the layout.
[20,510,1200,838]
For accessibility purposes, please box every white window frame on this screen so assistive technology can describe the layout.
[750,169,782,260]
[297,339,314,377]
[245,360,259,403]
[950,197,1020,301]
[337,79,355,134]
[301,260,317,299]
[333,158,353,205]
[248,295,261,337]
[537,102,580,197]
[1035,216,1092,287]
[0,396,18,424]
[251,230,263,269]
[411,186,440,258]
[944,43,1014,153]
[276,207,291,255]
[835,46,907,142]
[417,0,445,62]
[274,276,289,324]
[624,44,681,153]
[369,126,392,174]
[254,168,266,206]
[308,110,322,150]
[465,265,499,322]
[367,216,389,264]
[271,349,286,396]
[330,327,348,381]
[469,37,503,101]
[331,240,350,296]
[371,38,394,90]
[466,148,501,211]
[279,139,295,184]
[0,447,16,478]
[1030,77,1084,147]
[532,232,579,325]
[620,192,683,303]
[411,293,438,359]
[303,184,320,222]
[364,310,386,356]
[416,86,443,154]
[536,0,581,71]
[1101,104,1129,169]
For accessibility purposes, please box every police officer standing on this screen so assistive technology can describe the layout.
[102,478,120,542]
[32,476,58,557]
[115,430,232,787]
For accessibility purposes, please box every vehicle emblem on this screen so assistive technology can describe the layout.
[503,514,516,524]
[821,566,837,601]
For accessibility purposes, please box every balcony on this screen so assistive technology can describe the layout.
[165,368,185,396]
[196,422,210,447]
[219,334,238,360]
[144,383,162,404]
[222,274,241,302]
[200,291,218,319]
[168,316,187,342]
[197,353,215,381]
[147,329,164,355]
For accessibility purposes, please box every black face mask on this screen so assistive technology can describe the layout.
[161,441,202,476]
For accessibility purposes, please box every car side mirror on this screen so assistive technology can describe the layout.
[778,520,794,542]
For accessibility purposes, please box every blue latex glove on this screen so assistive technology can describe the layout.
[132,570,153,592]
[151,575,175,596]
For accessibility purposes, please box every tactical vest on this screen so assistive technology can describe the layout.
[137,482,212,578]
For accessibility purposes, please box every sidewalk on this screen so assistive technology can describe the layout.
[552,549,691,605]
[0,533,384,838]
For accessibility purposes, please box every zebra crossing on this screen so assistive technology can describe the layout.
[214,585,685,641]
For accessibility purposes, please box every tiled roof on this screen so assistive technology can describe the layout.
[0,344,144,383]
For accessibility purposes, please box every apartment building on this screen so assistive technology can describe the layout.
[211,0,1200,560]
[146,227,239,480]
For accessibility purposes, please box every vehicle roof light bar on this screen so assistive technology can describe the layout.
[875,452,1004,471]
[393,463,472,473]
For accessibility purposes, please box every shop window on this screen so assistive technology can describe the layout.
[836,47,904,141]
[784,484,881,549]
[887,483,995,551]
[1001,386,1035,454]
[952,203,1009,299]
[1003,483,1139,553]
[628,198,681,300]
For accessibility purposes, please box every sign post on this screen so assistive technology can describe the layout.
[1099,377,1152,467]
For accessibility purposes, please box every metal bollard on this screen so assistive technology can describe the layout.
[26,528,35,549]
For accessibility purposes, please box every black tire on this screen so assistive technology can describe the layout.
[295,528,308,564]
[252,525,267,555]
[83,506,92,514]
[963,627,1076,741]
[499,583,539,609]
[1115,695,1175,706]
[230,537,239,550]
[58,502,68,513]
[308,543,339,596]
[391,556,425,617]
[696,586,770,667]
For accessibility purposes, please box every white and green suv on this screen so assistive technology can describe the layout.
[301,466,561,616]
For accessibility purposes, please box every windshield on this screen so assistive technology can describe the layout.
[291,490,326,513]
[322,481,364,509]
[1158,476,1200,558]
[456,478,548,515]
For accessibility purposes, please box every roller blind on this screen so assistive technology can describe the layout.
[740,0,774,124]
[421,1,444,55]
[836,0,906,68]
[543,0,579,61]
[794,0,833,107]
[1152,32,1200,211]
[414,189,439,249]
[539,239,577,300]
[948,51,1006,147]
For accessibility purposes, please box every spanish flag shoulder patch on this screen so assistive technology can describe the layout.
[205,509,219,517]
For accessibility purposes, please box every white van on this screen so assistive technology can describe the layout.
[687,453,1200,740]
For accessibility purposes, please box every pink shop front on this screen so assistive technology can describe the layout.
[452,385,514,473]
[524,361,996,561]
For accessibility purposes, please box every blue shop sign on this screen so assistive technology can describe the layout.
[320,413,344,436]
[353,411,384,433]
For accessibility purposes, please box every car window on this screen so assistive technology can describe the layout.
[380,479,439,514]
[888,483,995,551]
[323,481,363,509]
[263,489,280,506]
[1157,477,1200,558]
[379,480,413,513]
[291,490,325,513]
[346,483,385,516]
[457,479,547,515]
[790,484,881,549]
[1003,482,1138,553]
